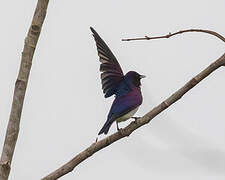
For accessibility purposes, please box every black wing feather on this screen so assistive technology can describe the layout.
[90,27,124,98]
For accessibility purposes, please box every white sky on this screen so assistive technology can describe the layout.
[0,0,225,179]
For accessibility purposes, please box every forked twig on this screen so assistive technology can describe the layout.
[122,29,225,43]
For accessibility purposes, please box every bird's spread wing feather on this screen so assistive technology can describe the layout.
[90,27,124,98]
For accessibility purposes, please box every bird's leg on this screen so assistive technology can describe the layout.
[95,137,98,142]
[116,121,125,135]
[116,121,120,131]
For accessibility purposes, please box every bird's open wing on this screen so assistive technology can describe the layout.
[90,27,124,98]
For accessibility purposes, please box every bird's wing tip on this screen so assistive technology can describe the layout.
[90,26,95,33]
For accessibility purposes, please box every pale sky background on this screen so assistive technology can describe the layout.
[0,0,225,179]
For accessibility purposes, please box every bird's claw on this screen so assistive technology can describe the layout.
[132,116,141,124]
[117,128,124,135]
[132,116,141,121]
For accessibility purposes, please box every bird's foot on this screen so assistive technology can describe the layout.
[117,128,125,136]
[116,122,124,135]
[132,116,141,120]
[132,116,141,123]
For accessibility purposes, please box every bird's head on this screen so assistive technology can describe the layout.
[124,71,146,88]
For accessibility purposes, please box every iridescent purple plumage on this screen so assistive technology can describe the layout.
[90,27,145,135]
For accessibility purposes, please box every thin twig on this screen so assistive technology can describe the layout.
[42,51,225,180]
[0,1,49,180]
[122,29,225,43]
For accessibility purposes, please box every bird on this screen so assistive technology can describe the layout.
[90,27,145,135]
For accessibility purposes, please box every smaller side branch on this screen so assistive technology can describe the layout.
[122,29,225,43]
[41,52,225,180]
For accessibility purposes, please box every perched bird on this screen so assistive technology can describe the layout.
[90,27,145,135]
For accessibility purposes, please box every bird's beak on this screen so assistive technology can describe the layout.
[140,75,146,79]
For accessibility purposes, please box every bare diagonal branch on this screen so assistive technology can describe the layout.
[42,29,225,180]
[42,51,225,179]
[122,29,225,43]
[0,1,49,180]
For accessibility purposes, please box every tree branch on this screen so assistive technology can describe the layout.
[0,1,49,180]
[122,29,225,43]
[41,50,225,179]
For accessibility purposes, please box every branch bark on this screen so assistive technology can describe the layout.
[122,29,225,42]
[41,41,225,180]
[0,1,49,180]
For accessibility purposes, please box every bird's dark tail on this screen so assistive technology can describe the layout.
[98,120,113,135]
